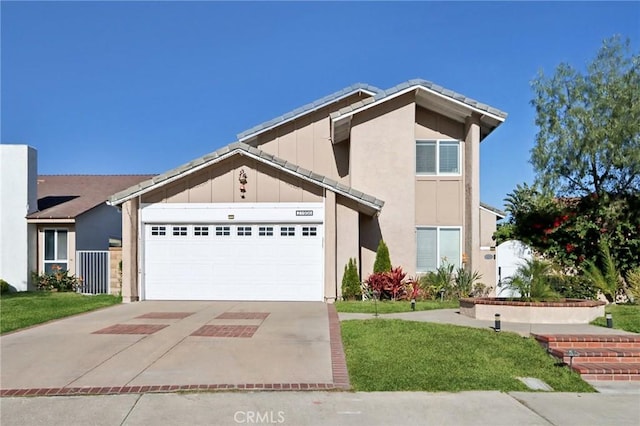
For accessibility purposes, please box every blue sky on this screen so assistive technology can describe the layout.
[2,1,638,209]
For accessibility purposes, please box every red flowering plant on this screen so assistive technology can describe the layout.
[364,266,408,301]
[495,183,640,298]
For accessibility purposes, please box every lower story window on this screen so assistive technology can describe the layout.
[416,227,461,272]
[44,229,68,273]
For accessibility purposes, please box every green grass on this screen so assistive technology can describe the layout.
[591,304,640,333]
[341,319,594,392]
[335,299,459,314]
[0,291,121,334]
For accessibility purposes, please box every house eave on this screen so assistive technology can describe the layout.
[108,147,384,216]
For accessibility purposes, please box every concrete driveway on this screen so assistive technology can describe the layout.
[0,301,347,395]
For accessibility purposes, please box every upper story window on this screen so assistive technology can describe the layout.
[416,140,460,175]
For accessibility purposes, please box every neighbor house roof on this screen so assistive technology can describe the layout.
[480,202,506,218]
[330,79,508,143]
[237,83,381,142]
[27,175,155,220]
[108,142,385,215]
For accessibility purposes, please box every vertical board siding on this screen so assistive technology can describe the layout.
[76,251,110,294]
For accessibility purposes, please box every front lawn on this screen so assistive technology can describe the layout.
[335,299,458,314]
[591,304,640,333]
[0,292,121,334]
[341,319,593,392]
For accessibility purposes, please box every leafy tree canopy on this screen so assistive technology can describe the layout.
[530,36,640,196]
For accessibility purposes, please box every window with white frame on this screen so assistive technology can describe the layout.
[215,226,230,236]
[194,226,209,236]
[172,226,188,236]
[151,226,166,236]
[237,226,252,236]
[416,227,461,272]
[302,226,317,237]
[280,226,295,236]
[43,229,68,273]
[259,226,274,236]
[416,140,460,175]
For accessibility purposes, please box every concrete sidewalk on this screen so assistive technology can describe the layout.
[2,390,639,426]
[338,308,637,337]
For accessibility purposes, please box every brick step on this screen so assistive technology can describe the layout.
[571,362,640,376]
[581,373,640,381]
[533,334,640,349]
[549,347,640,363]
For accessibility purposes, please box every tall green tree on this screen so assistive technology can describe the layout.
[530,36,640,197]
[498,37,640,288]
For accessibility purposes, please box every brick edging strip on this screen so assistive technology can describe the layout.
[327,303,351,389]
[0,383,344,397]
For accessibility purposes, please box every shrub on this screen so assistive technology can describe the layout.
[364,266,408,301]
[419,263,455,300]
[626,268,640,304]
[32,265,83,292]
[548,274,597,300]
[373,240,392,273]
[0,279,10,294]
[504,258,560,301]
[341,258,362,300]
[454,267,482,299]
[406,276,421,301]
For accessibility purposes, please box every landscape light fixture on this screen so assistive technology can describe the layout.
[494,313,501,332]
[606,313,613,328]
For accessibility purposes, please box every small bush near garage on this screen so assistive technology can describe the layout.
[341,258,362,300]
[32,265,83,292]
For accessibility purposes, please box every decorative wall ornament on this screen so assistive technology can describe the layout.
[238,169,248,198]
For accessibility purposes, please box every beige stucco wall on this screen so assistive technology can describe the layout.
[141,157,322,204]
[350,93,417,276]
[335,196,361,300]
[109,246,122,295]
[36,225,76,276]
[414,107,465,228]
[478,208,500,294]
[251,94,367,184]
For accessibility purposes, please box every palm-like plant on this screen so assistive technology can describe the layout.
[505,257,559,301]
[581,239,621,303]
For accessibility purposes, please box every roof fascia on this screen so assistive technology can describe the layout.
[27,218,76,224]
[333,85,506,127]
[480,204,506,219]
[238,88,378,143]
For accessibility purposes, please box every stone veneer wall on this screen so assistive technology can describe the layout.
[109,247,122,295]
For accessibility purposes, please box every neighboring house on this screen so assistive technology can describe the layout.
[109,79,507,303]
[0,144,152,292]
[27,174,155,282]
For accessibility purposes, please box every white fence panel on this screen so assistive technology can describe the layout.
[76,251,110,294]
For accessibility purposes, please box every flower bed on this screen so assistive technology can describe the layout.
[459,297,606,324]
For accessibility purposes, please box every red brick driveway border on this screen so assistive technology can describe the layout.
[0,304,351,397]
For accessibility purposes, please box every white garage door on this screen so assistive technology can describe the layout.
[141,204,324,301]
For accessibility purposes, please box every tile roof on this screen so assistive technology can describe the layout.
[108,142,384,212]
[236,83,381,141]
[480,201,507,218]
[28,175,155,220]
[330,78,508,121]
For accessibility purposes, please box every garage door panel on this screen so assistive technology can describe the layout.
[143,223,323,301]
